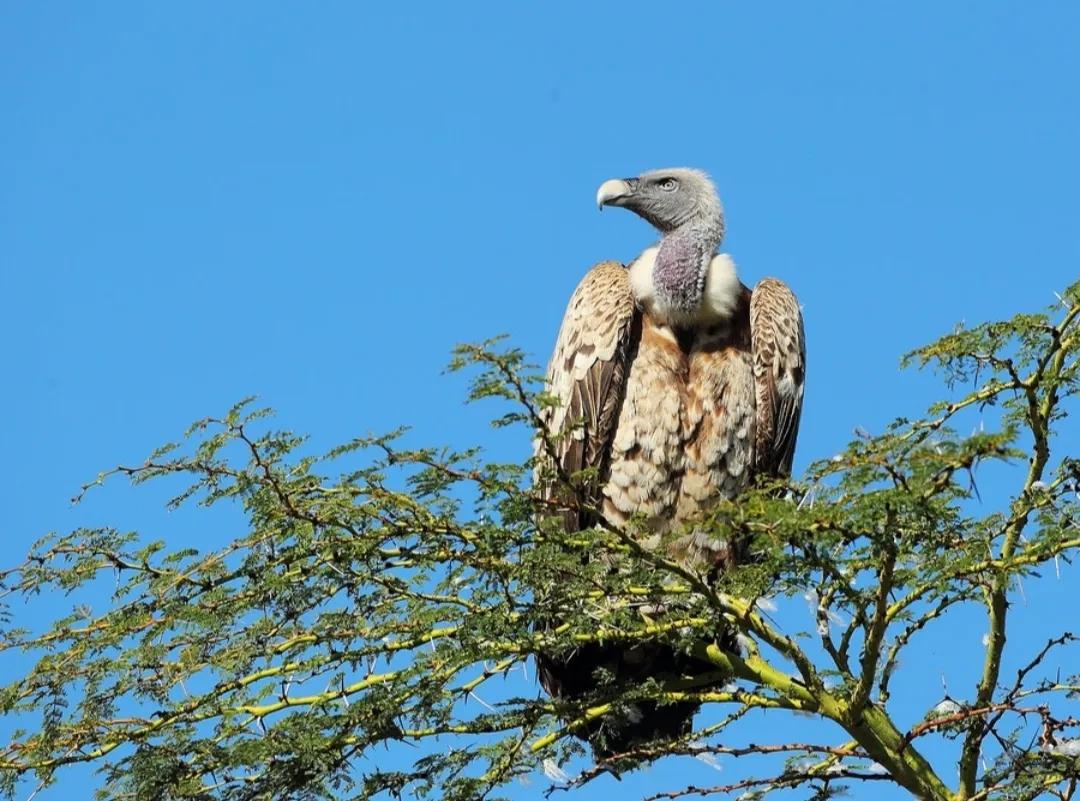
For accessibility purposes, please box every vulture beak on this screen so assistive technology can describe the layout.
[596,178,637,210]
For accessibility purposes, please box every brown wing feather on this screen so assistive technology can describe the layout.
[750,278,806,476]
[537,261,638,533]
[537,261,700,755]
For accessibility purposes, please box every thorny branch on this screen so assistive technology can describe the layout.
[0,285,1076,801]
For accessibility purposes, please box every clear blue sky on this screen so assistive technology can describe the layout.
[2,3,1079,799]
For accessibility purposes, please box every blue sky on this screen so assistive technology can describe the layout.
[2,3,1079,799]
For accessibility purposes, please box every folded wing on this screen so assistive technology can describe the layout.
[750,278,806,476]
[536,261,639,533]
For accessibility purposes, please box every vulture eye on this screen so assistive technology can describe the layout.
[659,177,679,192]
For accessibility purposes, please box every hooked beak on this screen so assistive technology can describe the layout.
[596,178,637,210]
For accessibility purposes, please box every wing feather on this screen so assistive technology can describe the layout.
[750,278,806,476]
[537,261,638,532]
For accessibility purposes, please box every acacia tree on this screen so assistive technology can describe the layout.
[1,283,1079,801]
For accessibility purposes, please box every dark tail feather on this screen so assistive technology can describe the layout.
[586,696,699,759]
[537,640,717,760]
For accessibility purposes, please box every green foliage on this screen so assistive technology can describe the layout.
[1,283,1079,801]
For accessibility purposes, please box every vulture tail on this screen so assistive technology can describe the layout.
[537,634,733,760]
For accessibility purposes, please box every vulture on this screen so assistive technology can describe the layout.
[535,168,806,756]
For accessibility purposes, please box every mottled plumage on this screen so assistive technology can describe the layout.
[536,169,806,756]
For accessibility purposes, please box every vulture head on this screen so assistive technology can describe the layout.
[597,168,736,322]
[595,168,724,240]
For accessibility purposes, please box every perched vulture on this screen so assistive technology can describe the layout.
[535,168,805,756]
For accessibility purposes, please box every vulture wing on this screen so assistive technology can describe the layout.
[537,262,701,756]
[537,261,639,533]
[749,278,806,476]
